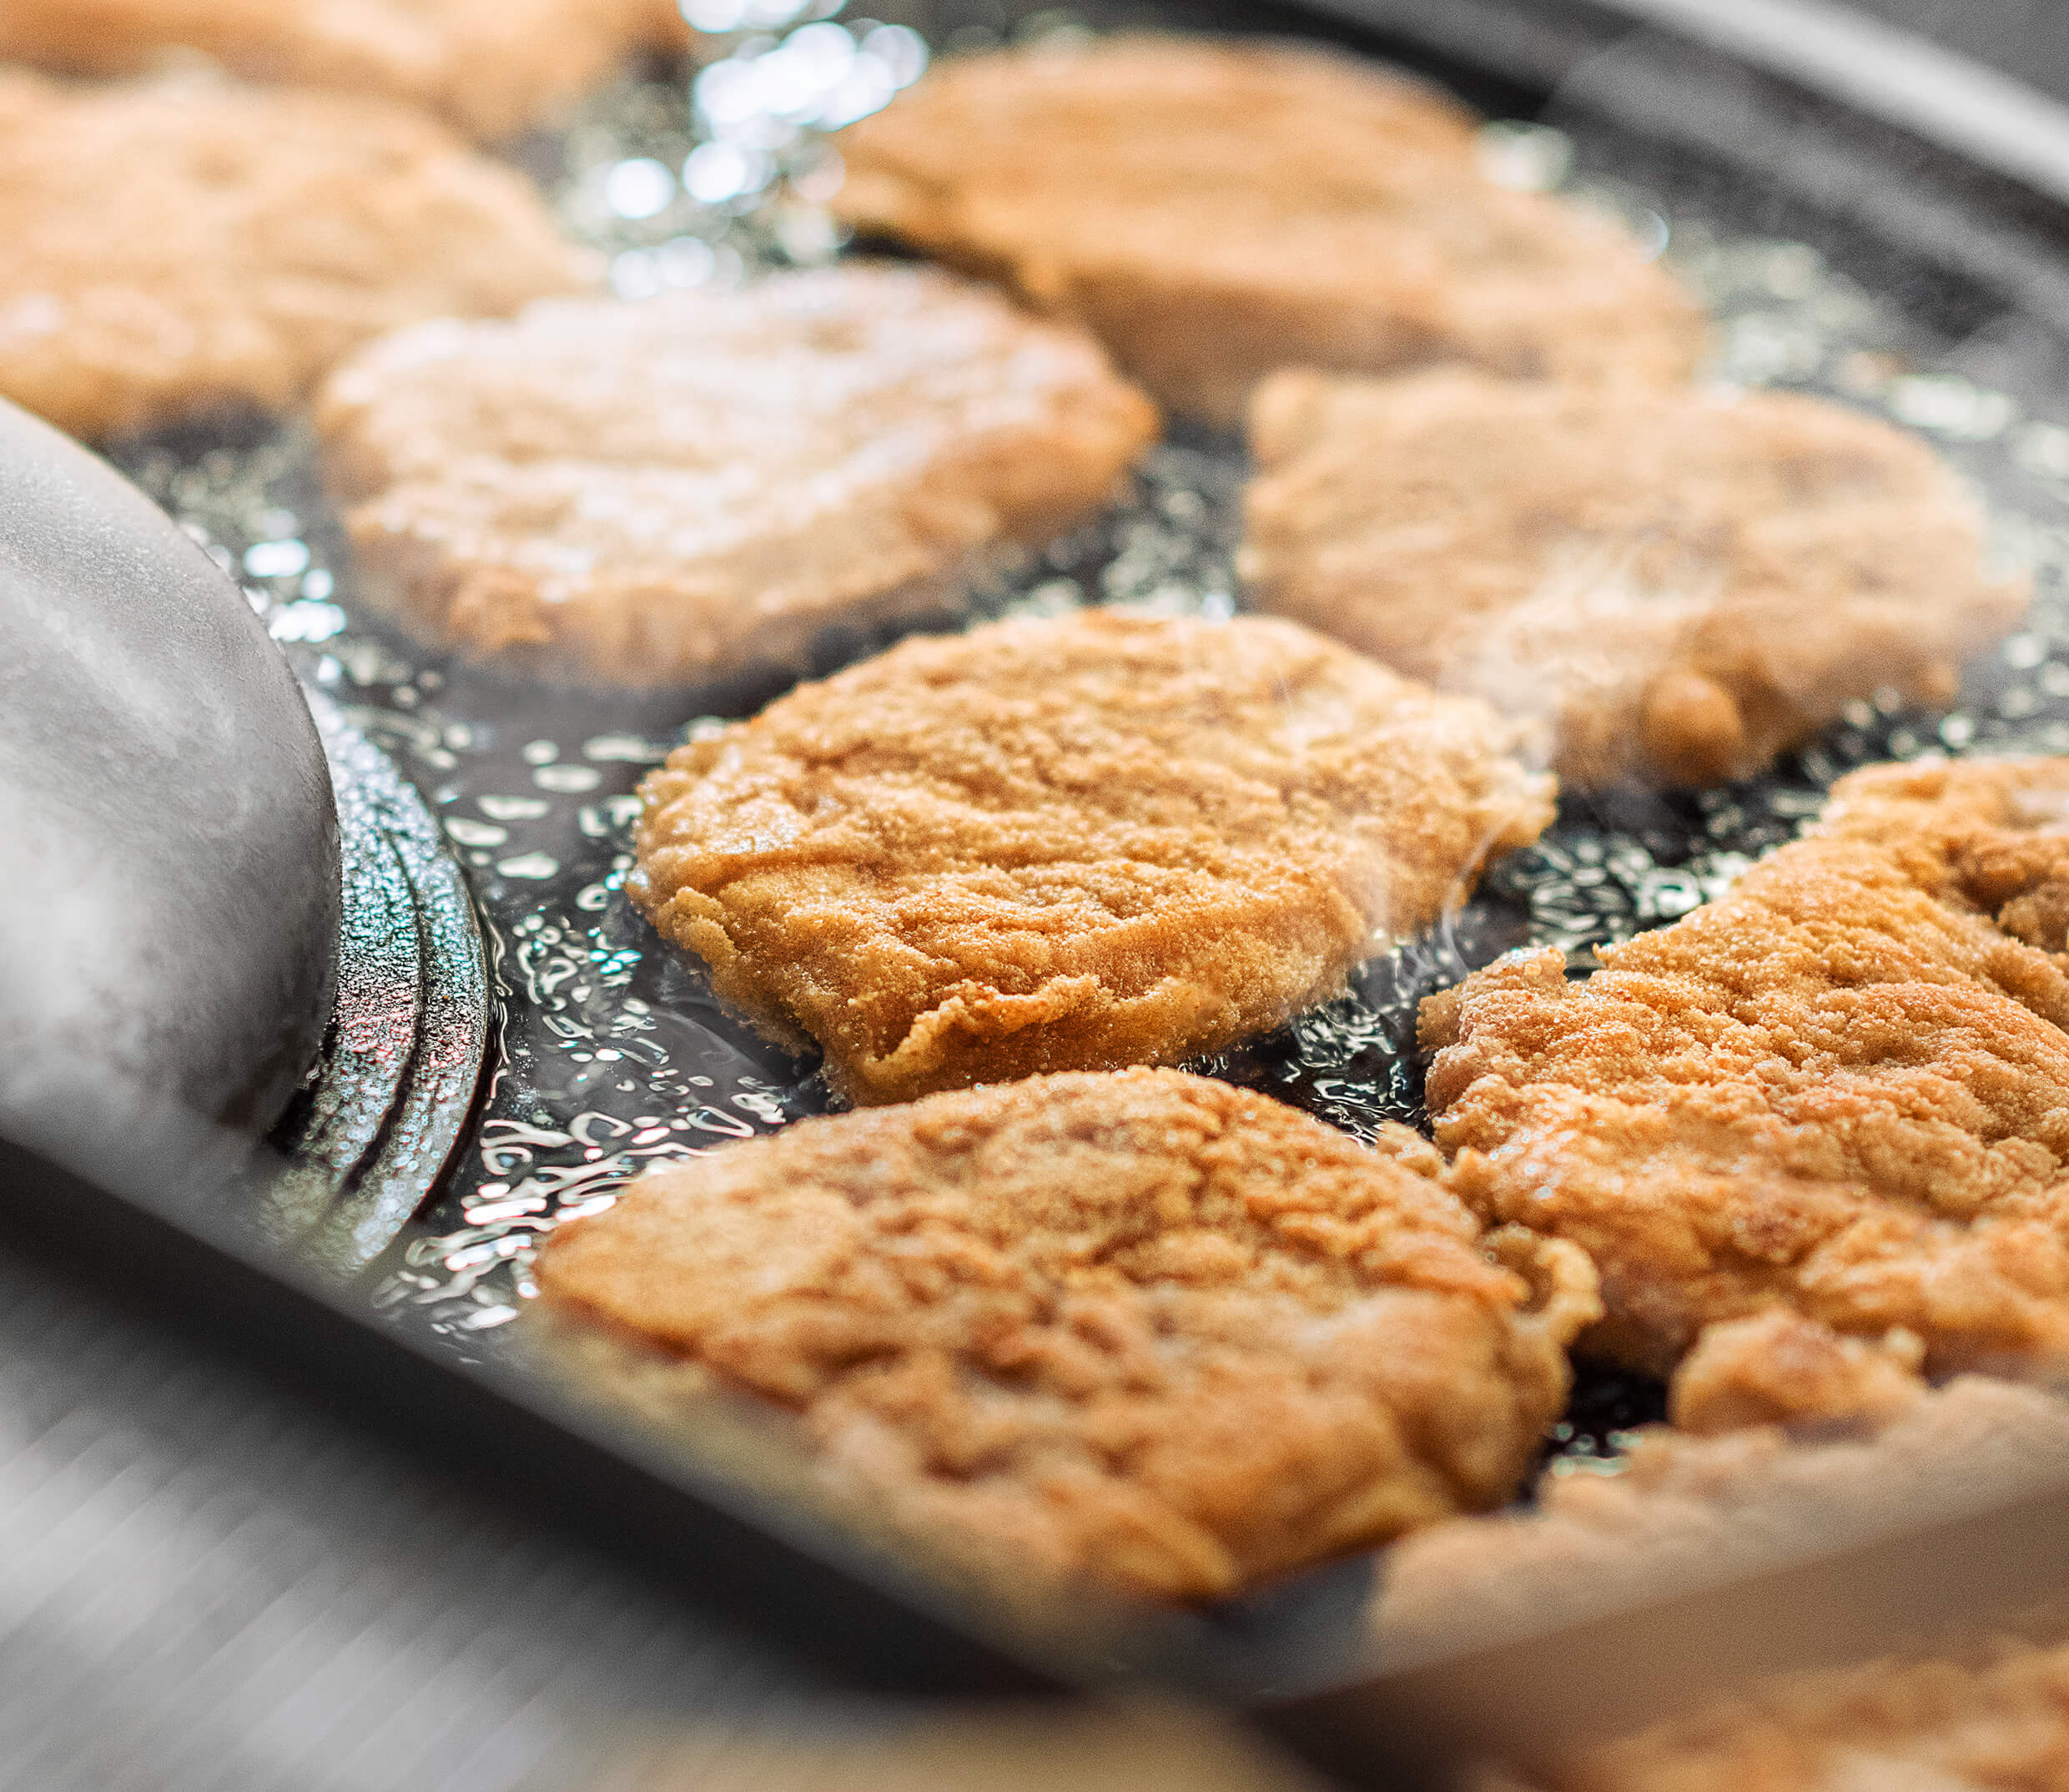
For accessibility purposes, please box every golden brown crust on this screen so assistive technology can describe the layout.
[1424,757,2069,1389]
[0,70,595,440]
[631,610,1555,1105]
[535,1067,1598,1599]
[1377,1374,2069,1674]
[315,265,1159,686]
[1667,1311,1926,1438]
[832,35,1705,428]
[1242,368,2029,788]
[1533,1638,2069,1791]
[0,0,689,140]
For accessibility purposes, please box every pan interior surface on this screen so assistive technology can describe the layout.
[98,0,2069,1720]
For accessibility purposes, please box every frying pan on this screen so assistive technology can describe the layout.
[8,2,2069,1784]
[0,397,337,1199]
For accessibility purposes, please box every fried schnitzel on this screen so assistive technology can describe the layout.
[633,610,1553,1104]
[316,264,1157,685]
[833,36,1704,428]
[1424,758,2069,1386]
[1243,368,2026,788]
[536,1068,1598,1599]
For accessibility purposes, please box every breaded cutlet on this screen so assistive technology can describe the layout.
[1424,757,2069,1391]
[1243,368,2026,788]
[537,1068,1599,1599]
[833,35,1705,428]
[316,264,1158,685]
[632,609,1554,1105]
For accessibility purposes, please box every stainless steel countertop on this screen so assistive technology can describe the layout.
[0,1236,851,1792]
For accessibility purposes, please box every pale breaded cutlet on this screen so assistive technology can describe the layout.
[1422,757,2069,1401]
[1379,1373,2069,1669]
[0,71,595,440]
[831,35,1705,429]
[1243,368,2030,789]
[1376,1374,2069,1791]
[0,0,690,141]
[315,264,1158,686]
[534,1067,1600,1600]
[1527,1640,2069,1792]
[631,609,1555,1106]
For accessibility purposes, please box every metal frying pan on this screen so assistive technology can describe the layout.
[0,397,338,1195]
[13,2,2069,1785]
[0,396,486,1265]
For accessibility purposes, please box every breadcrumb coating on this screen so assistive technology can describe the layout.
[0,71,594,440]
[536,1068,1598,1599]
[1667,1310,1927,1438]
[315,265,1157,685]
[0,0,688,141]
[1424,757,2069,1387]
[833,36,1704,428]
[1379,1373,2069,1671]
[1243,368,2027,788]
[632,610,1554,1104]
[1522,1636,2069,1792]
